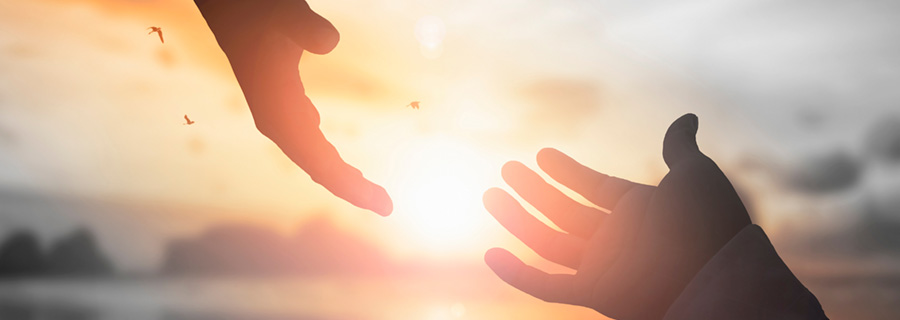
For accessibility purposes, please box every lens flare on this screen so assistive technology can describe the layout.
[415,15,446,59]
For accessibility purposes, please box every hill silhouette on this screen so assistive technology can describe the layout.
[0,231,44,277]
[0,228,115,278]
[162,218,388,276]
[45,229,114,276]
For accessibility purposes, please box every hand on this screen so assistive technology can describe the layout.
[194,0,392,215]
[483,114,752,319]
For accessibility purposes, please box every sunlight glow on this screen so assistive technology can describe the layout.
[424,302,466,320]
[415,15,446,59]
[391,135,495,254]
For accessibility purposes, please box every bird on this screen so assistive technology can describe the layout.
[407,101,420,110]
[183,114,195,125]
[147,26,164,44]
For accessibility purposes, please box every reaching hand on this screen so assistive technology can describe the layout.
[484,114,752,319]
[194,0,392,215]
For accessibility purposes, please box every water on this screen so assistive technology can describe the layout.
[3,271,898,320]
[0,275,600,320]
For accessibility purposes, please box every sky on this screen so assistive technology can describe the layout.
[1,0,899,274]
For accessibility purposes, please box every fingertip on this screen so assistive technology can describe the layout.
[536,148,573,174]
[663,113,702,167]
[483,187,513,211]
[484,247,505,263]
[674,113,699,135]
[371,185,393,217]
[279,0,340,55]
[687,113,699,132]
[484,247,518,274]
[309,26,339,55]
[536,148,562,164]
[501,161,521,174]
[373,200,392,217]
[483,187,506,201]
[501,161,528,182]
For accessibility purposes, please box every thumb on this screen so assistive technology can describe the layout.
[276,0,340,55]
[662,113,701,168]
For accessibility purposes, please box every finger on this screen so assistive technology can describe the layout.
[484,188,586,269]
[485,248,581,305]
[275,131,394,216]
[250,83,392,216]
[536,148,640,210]
[276,0,340,55]
[662,113,702,169]
[501,161,604,238]
[294,128,393,216]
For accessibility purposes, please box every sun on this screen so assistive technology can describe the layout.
[388,135,498,254]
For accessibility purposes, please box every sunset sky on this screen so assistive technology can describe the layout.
[1,0,899,274]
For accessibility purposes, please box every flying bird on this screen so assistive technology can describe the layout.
[407,101,420,110]
[183,114,195,125]
[147,26,164,44]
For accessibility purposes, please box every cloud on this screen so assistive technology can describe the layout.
[787,151,862,194]
[866,115,900,165]
[513,77,602,137]
[800,200,900,257]
[855,199,900,254]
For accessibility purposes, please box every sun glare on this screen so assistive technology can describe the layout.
[390,135,497,254]
[415,15,446,59]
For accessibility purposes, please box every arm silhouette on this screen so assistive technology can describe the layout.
[484,114,826,319]
[193,0,392,216]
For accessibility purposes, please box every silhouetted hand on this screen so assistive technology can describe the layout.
[194,0,392,215]
[484,114,752,319]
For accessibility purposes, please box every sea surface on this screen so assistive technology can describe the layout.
[1,270,900,320]
[0,274,599,320]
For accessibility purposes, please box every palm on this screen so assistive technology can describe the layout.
[484,114,751,319]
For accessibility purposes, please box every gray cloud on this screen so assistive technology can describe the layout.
[854,199,900,254]
[787,151,862,194]
[866,116,900,165]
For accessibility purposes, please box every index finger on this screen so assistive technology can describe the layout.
[241,46,392,216]
[501,161,604,238]
[485,248,582,305]
[294,127,394,216]
[537,148,642,210]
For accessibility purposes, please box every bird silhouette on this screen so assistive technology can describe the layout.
[183,114,195,125]
[147,26,164,44]
[407,101,420,110]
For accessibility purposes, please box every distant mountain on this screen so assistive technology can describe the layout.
[162,218,389,276]
[0,228,115,278]
[164,223,299,275]
[0,231,44,277]
[45,229,115,276]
